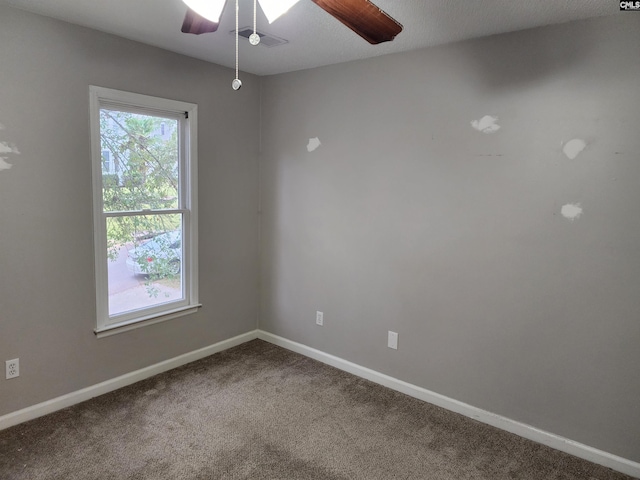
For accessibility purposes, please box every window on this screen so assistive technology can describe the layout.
[90,86,199,336]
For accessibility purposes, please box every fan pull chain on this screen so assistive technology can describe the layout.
[249,0,260,45]
[232,0,242,90]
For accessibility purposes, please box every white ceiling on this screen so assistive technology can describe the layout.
[0,0,615,76]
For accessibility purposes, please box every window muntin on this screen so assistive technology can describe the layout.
[90,87,198,334]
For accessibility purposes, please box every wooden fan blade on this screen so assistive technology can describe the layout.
[311,0,402,44]
[181,8,219,35]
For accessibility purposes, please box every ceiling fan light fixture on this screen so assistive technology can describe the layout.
[258,0,301,24]
[182,0,226,23]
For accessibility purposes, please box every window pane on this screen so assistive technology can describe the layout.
[107,214,183,317]
[100,109,179,212]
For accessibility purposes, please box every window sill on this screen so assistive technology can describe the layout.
[94,304,202,338]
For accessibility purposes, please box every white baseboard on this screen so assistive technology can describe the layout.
[257,330,640,479]
[0,330,259,432]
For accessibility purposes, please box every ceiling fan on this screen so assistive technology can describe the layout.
[181,0,403,45]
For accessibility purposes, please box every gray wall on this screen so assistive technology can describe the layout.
[0,7,259,415]
[259,15,640,461]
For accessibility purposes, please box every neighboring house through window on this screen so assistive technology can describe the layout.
[89,86,199,336]
[101,150,114,174]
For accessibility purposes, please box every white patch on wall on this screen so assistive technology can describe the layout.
[0,131,20,171]
[0,142,20,155]
[561,203,583,221]
[307,137,321,152]
[471,115,501,134]
[562,139,586,160]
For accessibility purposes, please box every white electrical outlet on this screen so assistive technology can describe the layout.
[316,311,324,326]
[6,359,19,379]
[388,331,398,350]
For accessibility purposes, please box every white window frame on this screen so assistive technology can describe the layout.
[89,86,199,337]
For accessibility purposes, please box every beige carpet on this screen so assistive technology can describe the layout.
[0,339,635,479]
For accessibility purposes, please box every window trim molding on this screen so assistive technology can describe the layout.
[89,86,199,334]
[94,304,202,338]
